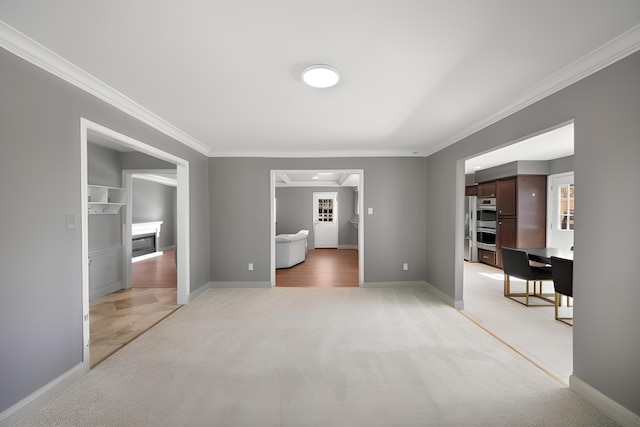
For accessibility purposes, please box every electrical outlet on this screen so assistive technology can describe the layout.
[403,263,408,271]
[248,263,254,271]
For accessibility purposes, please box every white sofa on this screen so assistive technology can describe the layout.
[275,230,309,269]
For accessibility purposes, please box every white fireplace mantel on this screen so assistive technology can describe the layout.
[132,221,163,237]
[132,222,164,261]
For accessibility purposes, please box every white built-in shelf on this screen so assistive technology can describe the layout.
[88,185,126,214]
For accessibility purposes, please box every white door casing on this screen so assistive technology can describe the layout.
[547,172,574,250]
[313,192,338,248]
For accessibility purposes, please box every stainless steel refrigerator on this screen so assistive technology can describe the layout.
[464,196,478,262]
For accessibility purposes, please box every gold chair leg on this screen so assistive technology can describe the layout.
[555,292,559,320]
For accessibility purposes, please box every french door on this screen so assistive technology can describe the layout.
[547,172,574,250]
[312,192,338,248]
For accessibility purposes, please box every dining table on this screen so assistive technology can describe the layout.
[519,247,574,264]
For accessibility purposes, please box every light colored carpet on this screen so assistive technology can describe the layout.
[17,287,617,426]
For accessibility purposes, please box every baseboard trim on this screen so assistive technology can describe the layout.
[188,281,212,302]
[338,245,358,250]
[361,281,427,288]
[0,362,86,427]
[89,280,122,300]
[570,374,640,427]
[422,281,459,308]
[210,281,272,289]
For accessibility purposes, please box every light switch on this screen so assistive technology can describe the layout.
[65,213,76,230]
[367,207,373,215]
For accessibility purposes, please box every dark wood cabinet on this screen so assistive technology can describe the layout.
[478,249,496,266]
[477,175,547,269]
[465,185,478,196]
[496,217,516,268]
[497,178,516,216]
[477,181,496,198]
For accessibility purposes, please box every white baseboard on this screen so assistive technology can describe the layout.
[338,245,358,250]
[89,280,122,300]
[188,281,212,301]
[422,281,460,308]
[362,281,427,288]
[570,375,640,427]
[0,363,86,427]
[210,281,272,289]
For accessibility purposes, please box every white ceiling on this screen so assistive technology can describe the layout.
[276,172,360,188]
[1,2,639,159]
[465,122,574,173]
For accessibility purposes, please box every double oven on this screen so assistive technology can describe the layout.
[476,197,497,251]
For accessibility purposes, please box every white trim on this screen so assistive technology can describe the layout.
[188,281,212,301]
[210,282,272,289]
[0,21,209,156]
[88,246,123,300]
[570,375,640,427]
[362,281,427,288]
[338,245,358,250]
[132,173,177,187]
[424,281,460,309]
[82,119,191,375]
[270,169,364,287]
[211,149,425,158]
[132,221,163,236]
[0,363,86,427]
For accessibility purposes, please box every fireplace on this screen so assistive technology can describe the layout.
[132,221,163,260]
[132,233,156,257]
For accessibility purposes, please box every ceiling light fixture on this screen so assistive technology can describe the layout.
[302,65,340,88]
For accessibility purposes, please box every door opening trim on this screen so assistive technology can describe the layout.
[270,169,364,287]
[81,118,190,369]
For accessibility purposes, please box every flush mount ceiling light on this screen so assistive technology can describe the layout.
[302,65,340,88]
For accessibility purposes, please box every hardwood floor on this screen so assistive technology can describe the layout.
[90,249,180,368]
[89,288,181,368]
[276,248,359,287]
[132,249,176,288]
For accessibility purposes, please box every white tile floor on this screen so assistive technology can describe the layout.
[462,261,573,385]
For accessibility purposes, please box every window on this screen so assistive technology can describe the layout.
[558,184,574,230]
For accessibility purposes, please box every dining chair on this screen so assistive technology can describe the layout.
[551,256,573,326]
[501,247,554,306]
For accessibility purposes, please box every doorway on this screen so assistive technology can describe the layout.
[81,118,190,369]
[270,169,364,287]
[458,121,575,383]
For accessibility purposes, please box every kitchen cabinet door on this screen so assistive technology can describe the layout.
[497,178,516,216]
[477,181,496,198]
[497,217,516,268]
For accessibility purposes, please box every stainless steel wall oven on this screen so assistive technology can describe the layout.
[476,198,497,251]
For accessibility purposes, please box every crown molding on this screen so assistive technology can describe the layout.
[424,23,640,157]
[0,20,210,156]
[207,149,425,158]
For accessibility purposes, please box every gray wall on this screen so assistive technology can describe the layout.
[209,158,426,284]
[0,47,210,414]
[549,155,574,175]
[276,186,357,248]
[425,52,640,416]
[132,179,177,249]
